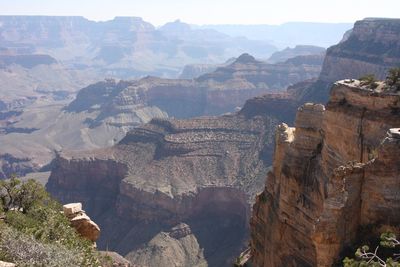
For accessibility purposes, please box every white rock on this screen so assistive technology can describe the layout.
[63,203,82,216]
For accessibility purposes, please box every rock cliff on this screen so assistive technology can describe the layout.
[249,81,400,267]
[301,18,400,103]
[46,101,289,266]
[67,53,321,119]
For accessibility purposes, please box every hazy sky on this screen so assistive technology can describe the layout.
[1,0,399,25]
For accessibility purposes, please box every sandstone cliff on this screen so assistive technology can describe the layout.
[249,81,400,267]
[301,18,400,103]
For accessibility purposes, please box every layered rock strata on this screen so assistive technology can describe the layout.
[67,53,322,119]
[47,104,287,266]
[249,81,400,266]
[301,18,400,103]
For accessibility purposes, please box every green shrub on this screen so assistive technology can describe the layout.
[359,74,379,89]
[386,67,400,91]
[0,178,101,266]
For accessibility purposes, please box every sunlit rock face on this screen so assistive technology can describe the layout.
[249,81,400,267]
[301,18,400,104]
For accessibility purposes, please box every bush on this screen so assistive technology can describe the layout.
[0,177,101,266]
[0,176,49,213]
[386,67,400,91]
[359,74,379,89]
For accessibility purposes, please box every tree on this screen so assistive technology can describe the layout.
[0,177,49,213]
[386,67,400,91]
[359,74,379,89]
[343,232,400,267]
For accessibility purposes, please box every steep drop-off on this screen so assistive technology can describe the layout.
[46,100,293,266]
[249,81,400,267]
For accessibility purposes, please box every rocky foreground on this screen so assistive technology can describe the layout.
[249,81,400,266]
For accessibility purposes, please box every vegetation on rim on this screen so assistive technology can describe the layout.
[0,176,102,266]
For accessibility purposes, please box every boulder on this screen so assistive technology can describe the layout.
[63,203,100,242]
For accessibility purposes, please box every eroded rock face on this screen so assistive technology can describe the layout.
[249,81,400,267]
[301,18,400,104]
[47,105,284,266]
[63,203,100,242]
[125,223,208,267]
[67,53,322,119]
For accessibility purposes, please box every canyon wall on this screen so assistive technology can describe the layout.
[46,102,289,266]
[300,18,400,104]
[249,81,400,267]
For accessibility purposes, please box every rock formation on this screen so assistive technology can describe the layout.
[249,80,400,267]
[63,203,100,242]
[301,18,400,103]
[125,223,207,267]
[46,96,295,266]
[68,54,321,119]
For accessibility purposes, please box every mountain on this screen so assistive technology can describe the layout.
[0,16,278,81]
[268,45,326,63]
[197,22,353,48]
[249,80,400,267]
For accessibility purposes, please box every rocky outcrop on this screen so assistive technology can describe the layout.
[301,18,400,103]
[125,223,207,267]
[249,81,400,267]
[46,100,288,266]
[63,203,100,242]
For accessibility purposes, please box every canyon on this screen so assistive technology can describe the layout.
[1,16,399,267]
[0,52,321,179]
[46,109,284,266]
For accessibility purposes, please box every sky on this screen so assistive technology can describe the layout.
[0,0,399,26]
